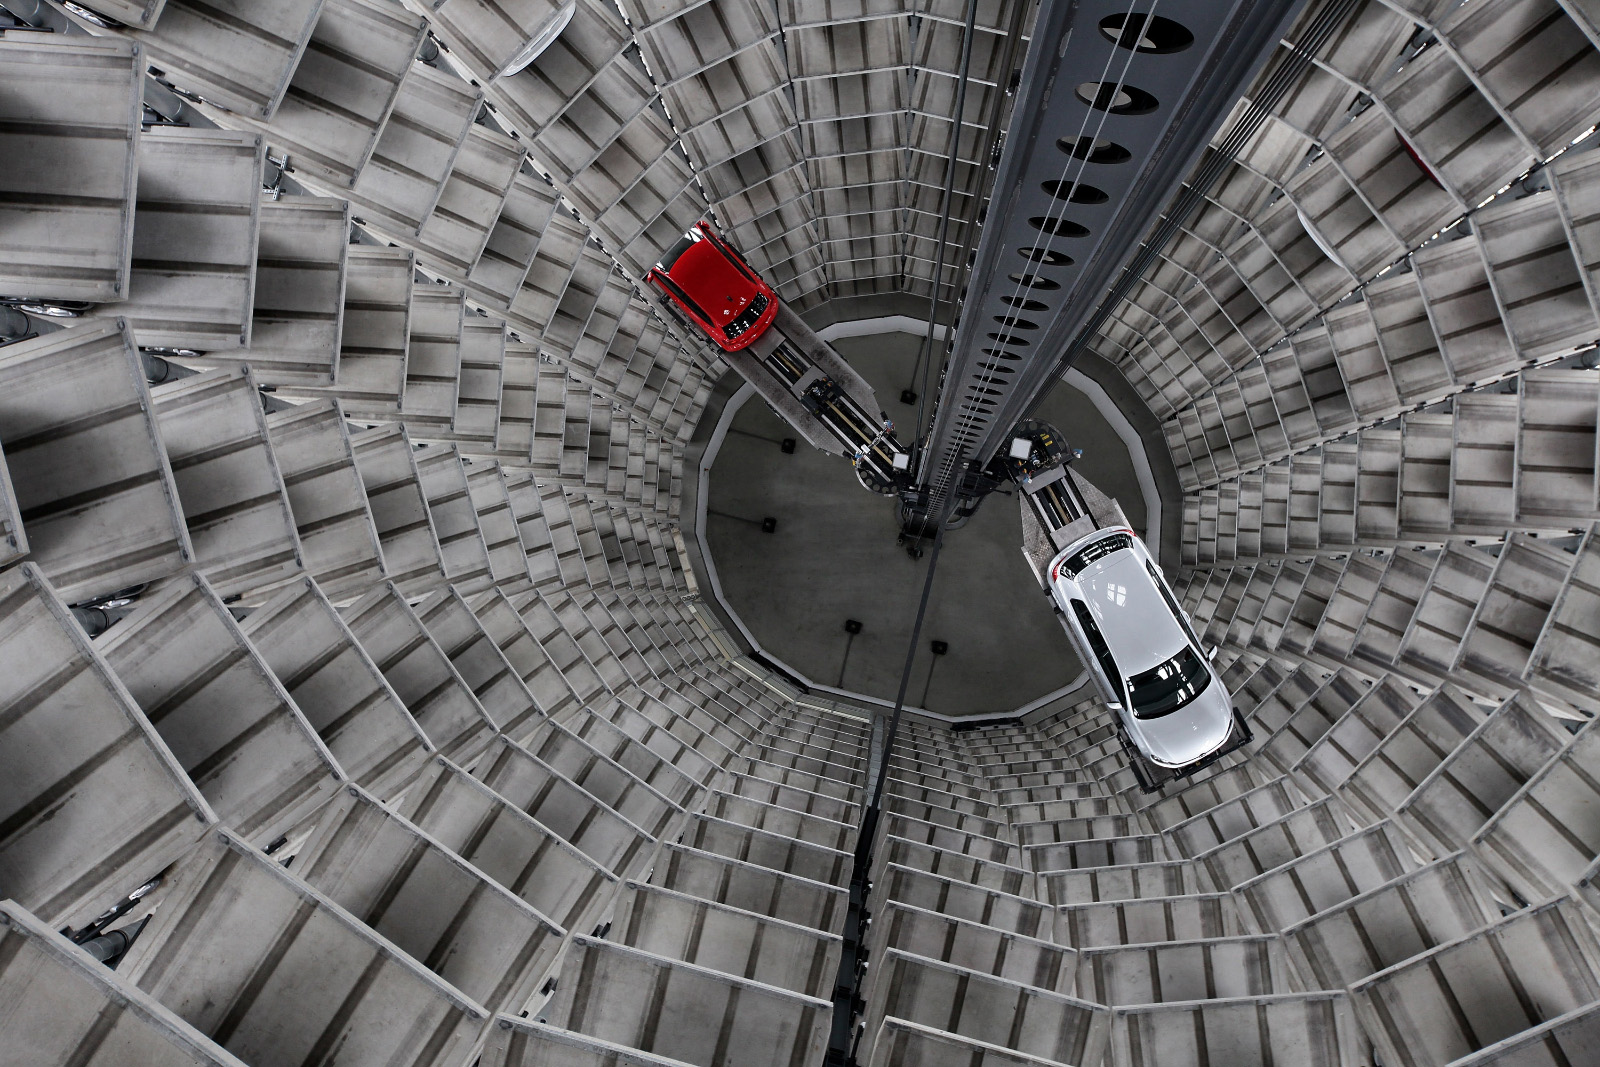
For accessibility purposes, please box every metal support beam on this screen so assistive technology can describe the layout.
[916,0,1310,522]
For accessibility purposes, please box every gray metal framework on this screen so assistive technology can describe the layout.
[918,0,1311,519]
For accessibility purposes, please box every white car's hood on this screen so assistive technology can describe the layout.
[1127,680,1235,767]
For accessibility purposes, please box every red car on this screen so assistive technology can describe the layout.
[646,222,778,352]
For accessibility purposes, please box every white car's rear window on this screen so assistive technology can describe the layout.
[1060,532,1132,578]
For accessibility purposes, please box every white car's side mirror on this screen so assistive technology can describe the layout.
[1207,644,1220,661]
[1106,701,1124,711]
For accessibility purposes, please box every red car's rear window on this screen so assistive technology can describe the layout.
[658,233,697,272]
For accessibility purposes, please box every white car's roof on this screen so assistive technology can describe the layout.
[1075,550,1188,678]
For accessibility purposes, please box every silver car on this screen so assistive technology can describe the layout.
[1047,527,1239,772]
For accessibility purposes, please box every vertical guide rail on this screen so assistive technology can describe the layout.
[825,528,945,1064]
[911,0,1311,528]
[909,0,1035,447]
[909,0,978,444]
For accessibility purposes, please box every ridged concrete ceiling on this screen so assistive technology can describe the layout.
[490,0,1031,313]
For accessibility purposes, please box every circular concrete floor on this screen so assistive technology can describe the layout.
[703,331,1148,717]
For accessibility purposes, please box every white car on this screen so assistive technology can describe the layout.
[1046,527,1241,774]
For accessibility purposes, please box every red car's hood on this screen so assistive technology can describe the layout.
[672,238,760,324]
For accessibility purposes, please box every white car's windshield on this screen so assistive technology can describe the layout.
[1127,646,1212,719]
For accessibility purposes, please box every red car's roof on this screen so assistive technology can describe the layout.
[667,235,763,328]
